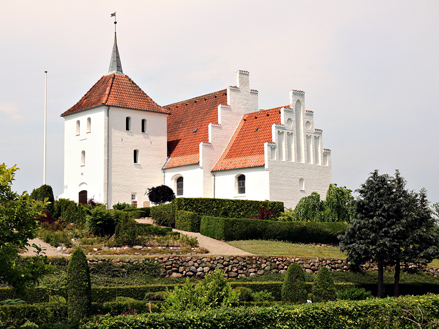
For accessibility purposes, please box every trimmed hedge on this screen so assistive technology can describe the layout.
[200,216,347,243]
[175,210,201,232]
[150,203,175,227]
[122,207,151,218]
[173,198,284,219]
[0,287,49,304]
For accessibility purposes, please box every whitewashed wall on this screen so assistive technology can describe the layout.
[164,164,204,199]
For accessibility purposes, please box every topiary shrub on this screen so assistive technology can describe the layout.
[67,247,91,320]
[281,263,307,303]
[312,266,336,302]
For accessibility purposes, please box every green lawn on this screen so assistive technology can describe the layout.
[227,240,346,258]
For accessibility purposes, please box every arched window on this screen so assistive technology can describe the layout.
[134,149,139,164]
[141,119,147,133]
[126,117,131,131]
[76,120,80,135]
[81,150,85,166]
[176,177,184,196]
[237,174,246,194]
[87,117,91,133]
[299,178,305,191]
[78,190,88,204]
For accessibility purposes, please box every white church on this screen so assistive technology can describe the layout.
[59,30,332,209]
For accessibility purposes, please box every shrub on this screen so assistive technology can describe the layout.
[0,299,25,305]
[67,247,91,320]
[312,267,336,302]
[234,287,253,302]
[337,287,372,300]
[53,199,88,226]
[200,216,347,243]
[86,206,117,236]
[281,263,307,303]
[112,202,134,210]
[30,184,55,215]
[150,203,175,227]
[114,218,138,246]
[147,185,175,205]
[251,291,275,302]
[175,210,201,232]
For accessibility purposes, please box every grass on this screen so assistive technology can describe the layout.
[227,240,346,258]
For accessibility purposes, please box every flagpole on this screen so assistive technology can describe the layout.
[43,71,47,185]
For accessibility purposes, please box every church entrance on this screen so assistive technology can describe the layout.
[78,190,88,204]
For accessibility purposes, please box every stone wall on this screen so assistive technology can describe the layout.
[87,255,439,278]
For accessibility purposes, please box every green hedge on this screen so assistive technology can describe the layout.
[175,210,201,232]
[122,207,151,218]
[0,287,49,304]
[150,203,175,227]
[91,285,176,303]
[79,294,439,329]
[173,198,284,219]
[200,216,347,243]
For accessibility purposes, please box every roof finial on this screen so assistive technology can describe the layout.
[108,12,124,75]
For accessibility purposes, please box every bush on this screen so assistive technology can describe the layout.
[200,216,347,243]
[112,203,134,210]
[114,218,138,246]
[30,184,55,215]
[281,263,307,303]
[312,267,336,302]
[234,287,253,302]
[337,287,372,300]
[175,210,201,232]
[67,247,91,320]
[251,291,275,302]
[53,199,88,226]
[150,203,175,227]
[86,206,117,236]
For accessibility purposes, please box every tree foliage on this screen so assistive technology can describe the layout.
[147,185,175,205]
[30,184,55,215]
[324,184,355,222]
[339,170,438,297]
[281,263,307,303]
[0,163,50,295]
[67,247,91,320]
[312,266,336,302]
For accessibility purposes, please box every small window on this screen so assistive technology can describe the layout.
[134,149,139,164]
[76,120,80,135]
[131,193,137,201]
[87,117,91,133]
[299,178,305,191]
[176,177,183,196]
[141,119,147,133]
[237,174,245,194]
[126,117,131,131]
[81,150,85,166]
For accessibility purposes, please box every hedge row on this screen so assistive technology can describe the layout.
[175,210,201,232]
[122,207,151,219]
[200,216,348,243]
[80,294,439,329]
[150,203,175,227]
[173,198,284,219]
[0,287,49,304]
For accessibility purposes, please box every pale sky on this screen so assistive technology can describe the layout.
[2,0,439,203]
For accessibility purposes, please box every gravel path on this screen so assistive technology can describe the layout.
[21,218,252,257]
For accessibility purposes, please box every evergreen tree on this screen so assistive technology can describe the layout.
[67,247,91,320]
[312,266,336,302]
[281,263,307,303]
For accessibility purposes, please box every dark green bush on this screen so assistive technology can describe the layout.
[175,210,201,232]
[30,184,55,215]
[0,287,49,304]
[234,287,253,301]
[200,216,347,243]
[0,303,67,326]
[173,198,284,219]
[67,247,91,320]
[112,203,134,210]
[337,287,372,300]
[312,266,336,302]
[281,263,307,303]
[150,203,175,227]
[114,218,138,246]
[53,199,88,226]
[136,223,172,235]
[86,206,117,236]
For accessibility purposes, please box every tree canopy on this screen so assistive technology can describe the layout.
[146,185,175,205]
[339,170,438,297]
[0,164,50,295]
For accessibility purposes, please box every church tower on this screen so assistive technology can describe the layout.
[60,19,169,207]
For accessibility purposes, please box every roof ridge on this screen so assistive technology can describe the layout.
[164,89,227,107]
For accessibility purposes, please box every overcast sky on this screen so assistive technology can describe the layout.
[2,0,439,203]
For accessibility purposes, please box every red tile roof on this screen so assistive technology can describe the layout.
[164,90,228,169]
[61,73,167,116]
[212,107,284,171]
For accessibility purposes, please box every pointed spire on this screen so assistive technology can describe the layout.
[108,12,123,75]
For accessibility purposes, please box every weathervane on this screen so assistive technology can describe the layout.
[111,12,117,33]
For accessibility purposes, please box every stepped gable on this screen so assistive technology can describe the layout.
[164,89,228,169]
[61,73,167,116]
[212,106,284,171]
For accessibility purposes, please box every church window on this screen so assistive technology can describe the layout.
[299,178,305,191]
[237,174,246,194]
[141,119,147,133]
[134,149,139,164]
[126,117,131,131]
[87,117,91,133]
[176,177,184,196]
[81,150,85,166]
[76,120,80,135]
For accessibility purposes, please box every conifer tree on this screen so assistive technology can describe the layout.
[312,266,336,302]
[281,263,307,303]
[67,247,91,320]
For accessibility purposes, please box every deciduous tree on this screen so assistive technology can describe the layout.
[146,185,175,205]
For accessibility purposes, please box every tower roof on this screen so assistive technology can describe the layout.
[61,73,168,116]
[108,32,123,74]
